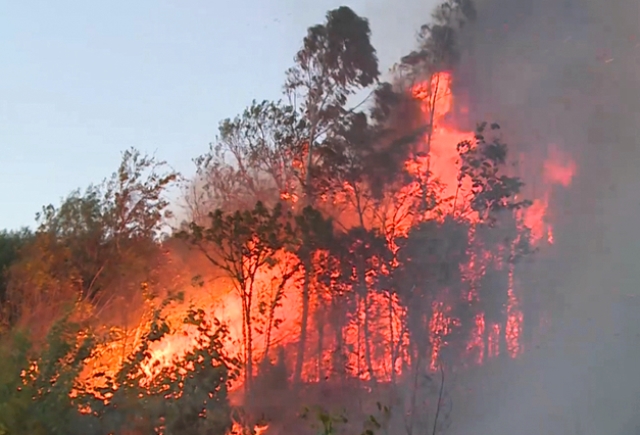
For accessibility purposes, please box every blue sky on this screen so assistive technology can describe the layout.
[0,0,437,230]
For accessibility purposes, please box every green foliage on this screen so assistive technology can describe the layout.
[293,206,335,257]
[286,6,380,197]
[190,8,384,212]
[332,226,391,296]
[37,148,177,246]
[396,216,470,289]
[301,403,390,435]
[86,304,238,435]
[0,229,32,313]
[0,294,236,435]
[0,313,93,435]
[394,217,471,367]
[301,406,348,435]
[179,201,298,386]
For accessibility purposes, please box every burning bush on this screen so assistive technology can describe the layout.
[0,296,239,435]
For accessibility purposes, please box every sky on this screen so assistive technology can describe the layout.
[0,0,438,230]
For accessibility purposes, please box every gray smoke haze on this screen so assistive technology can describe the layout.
[279,2,640,433]
[446,1,640,434]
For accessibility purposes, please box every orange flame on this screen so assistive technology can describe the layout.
[84,71,577,394]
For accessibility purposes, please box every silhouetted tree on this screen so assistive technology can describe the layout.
[457,123,534,360]
[179,201,298,390]
[285,5,382,390]
[188,100,305,216]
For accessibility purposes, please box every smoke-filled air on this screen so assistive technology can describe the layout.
[1,0,638,434]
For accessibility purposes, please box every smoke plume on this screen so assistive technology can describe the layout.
[446,0,640,434]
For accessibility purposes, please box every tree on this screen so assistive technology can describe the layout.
[284,6,381,391]
[398,0,476,80]
[188,101,305,217]
[0,229,32,321]
[457,123,534,359]
[289,206,334,387]
[394,217,470,372]
[285,6,380,198]
[4,148,178,335]
[179,201,298,390]
[183,5,414,392]
[457,123,531,222]
[334,226,391,382]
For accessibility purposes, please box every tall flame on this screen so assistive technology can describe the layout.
[85,71,577,393]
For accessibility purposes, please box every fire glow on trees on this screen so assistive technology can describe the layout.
[85,70,577,393]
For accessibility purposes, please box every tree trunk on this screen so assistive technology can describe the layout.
[483,319,490,364]
[263,282,286,361]
[242,302,249,390]
[246,314,253,391]
[361,290,375,383]
[388,292,396,385]
[244,290,254,392]
[295,117,316,391]
[293,259,311,390]
[316,307,324,381]
[500,314,509,360]
[263,301,275,360]
[354,203,375,382]
[330,297,347,379]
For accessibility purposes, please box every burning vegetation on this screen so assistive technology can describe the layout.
[0,1,583,434]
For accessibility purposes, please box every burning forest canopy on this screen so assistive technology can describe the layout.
[3,0,639,434]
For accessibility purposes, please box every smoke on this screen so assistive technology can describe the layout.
[444,0,640,434]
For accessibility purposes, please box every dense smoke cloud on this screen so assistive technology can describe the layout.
[443,0,640,434]
[454,0,639,236]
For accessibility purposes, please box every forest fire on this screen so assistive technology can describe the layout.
[80,70,578,393]
[0,3,596,433]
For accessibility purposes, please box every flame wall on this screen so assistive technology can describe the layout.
[103,70,578,392]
